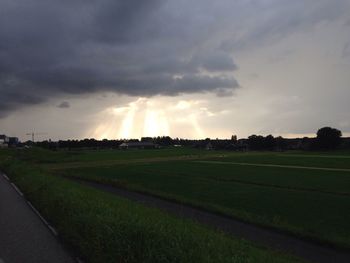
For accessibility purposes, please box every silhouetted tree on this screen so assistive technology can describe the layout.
[231,135,237,143]
[316,127,342,150]
[247,135,265,150]
[264,135,276,150]
[275,136,286,151]
[154,136,173,146]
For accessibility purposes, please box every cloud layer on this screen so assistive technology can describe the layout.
[1,0,349,118]
[0,0,240,116]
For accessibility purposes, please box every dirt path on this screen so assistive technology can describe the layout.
[0,173,75,263]
[71,178,350,263]
[195,161,350,172]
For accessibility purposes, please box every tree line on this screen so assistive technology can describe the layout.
[34,127,347,151]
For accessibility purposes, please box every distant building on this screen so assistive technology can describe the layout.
[205,142,213,150]
[0,141,8,148]
[284,138,303,150]
[0,135,9,143]
[0,134,9,148]
[0,135,20,148]
[119,141,157,150]
[9,137,19,147]
[240,140,250,151]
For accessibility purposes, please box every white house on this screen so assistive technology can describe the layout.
[119,141,157,150]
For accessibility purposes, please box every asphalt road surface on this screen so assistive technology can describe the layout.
[0,173,74,263]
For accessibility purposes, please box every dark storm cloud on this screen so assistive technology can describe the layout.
[0,0,239,117]
[1,0,349,117]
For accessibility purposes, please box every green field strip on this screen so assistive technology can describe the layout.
[209,176,350,196]
[44,154,229,170]
[279,154,350,159]
[194,161,350,172]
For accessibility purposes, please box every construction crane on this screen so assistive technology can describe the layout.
[25,132,48,142]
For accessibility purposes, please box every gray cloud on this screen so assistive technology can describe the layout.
[57,101,70,109]
[219,0,350,51]
[1,0,349,117]
[342,42,350,58]
[0,0,239,117]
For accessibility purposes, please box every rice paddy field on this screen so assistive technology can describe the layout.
[1,147,350,262]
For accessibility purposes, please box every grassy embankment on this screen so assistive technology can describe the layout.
[0,149,303,263]
[53,150,350,249]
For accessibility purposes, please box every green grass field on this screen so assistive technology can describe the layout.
[208,152,350,169]
[17,147,224,164]
[0,148,304,263]
[44,148,350,249]
[2,147,350,261]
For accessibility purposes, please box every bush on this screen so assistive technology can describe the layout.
[316,127,342,150]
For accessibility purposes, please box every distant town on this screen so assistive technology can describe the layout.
[1,127,349,151]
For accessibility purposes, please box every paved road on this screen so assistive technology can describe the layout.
[0,173,75,263]
[73,178,350,263]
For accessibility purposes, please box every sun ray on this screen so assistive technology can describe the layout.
[118,106,137,139]
[143,109,170,137]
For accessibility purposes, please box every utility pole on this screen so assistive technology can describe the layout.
[25,132,48,142]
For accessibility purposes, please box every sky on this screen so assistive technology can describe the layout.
[1,0,350,141]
